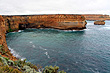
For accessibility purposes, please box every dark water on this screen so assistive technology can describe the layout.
[6,21,110,73]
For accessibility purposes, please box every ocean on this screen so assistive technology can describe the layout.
[6,21,110,73]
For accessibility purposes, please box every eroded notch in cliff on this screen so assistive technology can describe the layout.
[19,24,26,30]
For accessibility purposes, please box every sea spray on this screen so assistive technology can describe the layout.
[18,30,23,33]
[8,46,26,60]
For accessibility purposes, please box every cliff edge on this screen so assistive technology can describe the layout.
[3,14,86,32]
[0,15,16,60]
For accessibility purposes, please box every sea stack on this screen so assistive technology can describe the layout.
[94,20,105,25]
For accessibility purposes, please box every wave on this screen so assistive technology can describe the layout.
[18,30,23,33]
[44,52,50,58]
[84,29,90,31]
[29,41,33,44]
[104,27,110,29]
[8,46,26,60]
[39,46,47,51]
[10,31,17,33]
[32,45,36,48]
[99,27,110,30]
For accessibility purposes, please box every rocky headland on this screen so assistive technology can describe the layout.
[2,14,87,32]
[82,14,110,21]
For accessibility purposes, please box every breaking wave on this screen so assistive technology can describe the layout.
[8,46,26,60]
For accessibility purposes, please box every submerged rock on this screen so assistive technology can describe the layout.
[94,20,105,25]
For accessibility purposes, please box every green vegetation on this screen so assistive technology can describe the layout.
[0,45,8,56]
[7,19,13,32]
[0,56,66,73]
[85,21,87,24]
[0,45,66,73]
[0,56,39,73]
[8,28,13,32]
[43,66,66,73]
[81,16,85,19]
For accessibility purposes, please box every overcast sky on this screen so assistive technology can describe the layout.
[0,0,110,15]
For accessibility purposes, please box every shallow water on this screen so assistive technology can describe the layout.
[6,21,110,73]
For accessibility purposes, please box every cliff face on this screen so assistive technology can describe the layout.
[0,14,87,60]
[3,14,86,32]
[0,15,16,60]
[82,14,110,21]
[0,16,6,48]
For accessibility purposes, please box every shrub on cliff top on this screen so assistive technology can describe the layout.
[0,54,66,73]
[43,66,66,73]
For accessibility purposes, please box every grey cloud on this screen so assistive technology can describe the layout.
[0,0,110,15]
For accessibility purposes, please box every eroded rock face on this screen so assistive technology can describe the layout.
[82,14,110,21]
[94,21,105,25]
[0,15,7,50]
[3,14,86,31]
[0,15,16,60]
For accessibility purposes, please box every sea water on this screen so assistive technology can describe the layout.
[6,21,110,73]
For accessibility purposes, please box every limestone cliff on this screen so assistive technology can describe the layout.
[0,15,16,60]
[3,14,86,32]
[82,14,110,21]
[0,14,87,60]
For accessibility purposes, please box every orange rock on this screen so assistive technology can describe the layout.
[3,14,86,31]
[94,21,105,25]
[0,15,17,61]
[82,14,110,21]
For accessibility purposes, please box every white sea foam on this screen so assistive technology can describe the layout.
[84,29,90,31]
[39,46,47,50]
[8,46,26,60]
[104,27,110,29]
[11,32,16,33]
[63,30,73,32]
[44,52,50,58]
[63,30,85,32]
[29,41,33,44]
[18,30,22,32]
[44,52,48,55]
[99,27,110,30]
[87,23,94,25]
[32,45,35,48]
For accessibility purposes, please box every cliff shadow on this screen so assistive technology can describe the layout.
[19,24,27,30]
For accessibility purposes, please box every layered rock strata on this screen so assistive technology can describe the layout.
[0,15,16,60]
[3,14,86,32]
[82,14,110,21]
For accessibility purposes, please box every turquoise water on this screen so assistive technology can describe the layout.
[6,21,110,73]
